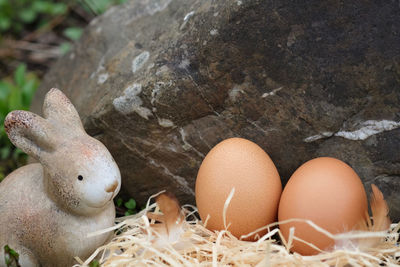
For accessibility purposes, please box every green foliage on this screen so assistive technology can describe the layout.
[63,27,83,41]
[0,0,129,34]
[0,0,129,57]
[89,260,100,267]
[124,198,136,210]
[0,0,127,34]
[80,0,128,15]
[116,197,138,216]
[0,0,68,34]
[4,245,21,267]
[60,27,84,54]
[0,64,39,181]
[116,197,123,207]
[59,42,72,55]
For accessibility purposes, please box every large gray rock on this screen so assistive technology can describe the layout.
[32,0,400,220]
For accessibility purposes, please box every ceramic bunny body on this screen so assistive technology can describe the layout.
[0,89,121,267]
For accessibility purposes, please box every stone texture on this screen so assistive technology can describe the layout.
[32,0,400,220]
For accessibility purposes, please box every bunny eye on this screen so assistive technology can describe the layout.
[77,175,83,181]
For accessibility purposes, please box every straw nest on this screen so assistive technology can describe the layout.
[74,192,400,267]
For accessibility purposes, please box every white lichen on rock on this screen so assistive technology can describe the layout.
[304,120,400,142]
[97,73,109,84]
[178,59,190,69]
[184,11,195,21]
[158,118,175,128]
[113,83,153,119]
[144,0,172,16]
[151,81,168,105]
[132,51,150,73]
[262,87,283,98]
[229,84,246,101]
[151,86,161,105]
[180,11,195,30]
[303,132,334,143]
[210,29,219,36]
[156,65,169,76]
[335,120,400,140]
[90,55,106,79]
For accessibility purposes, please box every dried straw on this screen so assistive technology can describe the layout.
[74,192,400,267]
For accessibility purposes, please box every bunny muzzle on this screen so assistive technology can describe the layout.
[80,159,121,209]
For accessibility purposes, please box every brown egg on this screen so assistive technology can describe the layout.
[195,138,282,240]
[278,157,368,255]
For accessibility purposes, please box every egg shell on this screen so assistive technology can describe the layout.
[278,157,368,255]
[195,137,282,240]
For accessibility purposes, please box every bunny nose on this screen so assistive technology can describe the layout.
[105,181,118,193]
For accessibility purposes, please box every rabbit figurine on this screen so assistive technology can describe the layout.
[0,88,121,267]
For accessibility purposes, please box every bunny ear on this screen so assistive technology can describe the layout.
[42,88,84,133]
[4,110,57,160]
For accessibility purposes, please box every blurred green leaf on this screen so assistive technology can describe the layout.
[83,0,104,14]
[4,245,20,267]
[0,17,11,31]
[22,78,36,95]
[0,103,9,118]
[14,64,26,88]
[89,260,100,267]
[59,42,72,55]
[50,3,67,15]
[8,87,22,111]
[0,125,6,138]
[116,197,123,207]
[0,146,10,160]
[32,1,53,13]
[22,79,38,108]
[0,82,12,119]
[0,81,11,100]
[81,0,126,15]
[124,210,135,216]
[18,9,37,23]
[63,27,83,41]
[12,148,26,161]
[124,198,136,210]
[36,18,51,30]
